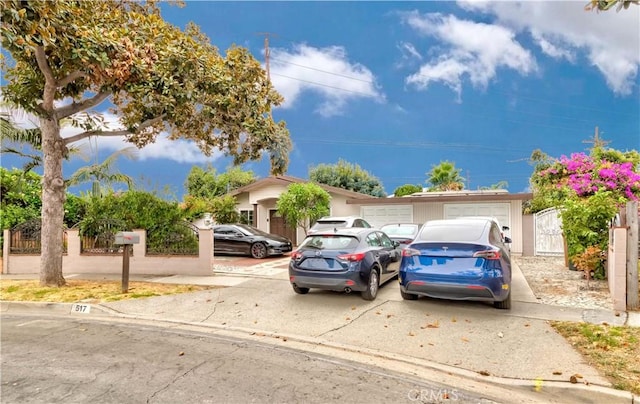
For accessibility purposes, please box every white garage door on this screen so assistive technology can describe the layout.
[361,205,413,228]
[444,203,511,230]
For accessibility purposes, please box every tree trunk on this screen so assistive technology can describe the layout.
[40,116,66,287]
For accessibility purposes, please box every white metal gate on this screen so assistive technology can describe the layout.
[534,208,564,256]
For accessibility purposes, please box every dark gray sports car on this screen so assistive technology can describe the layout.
[213,224,292,259]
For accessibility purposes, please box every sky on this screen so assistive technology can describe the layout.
[2,1,639,198]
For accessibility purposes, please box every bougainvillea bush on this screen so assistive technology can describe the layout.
[531,146,640,278]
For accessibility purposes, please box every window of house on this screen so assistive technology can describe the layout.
[239,210,254,225]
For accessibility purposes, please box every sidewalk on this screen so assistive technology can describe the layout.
[2,259,639,403]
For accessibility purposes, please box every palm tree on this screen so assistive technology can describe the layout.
[66,147,138,197]
[426,161,465,191]
[0,112,43,172]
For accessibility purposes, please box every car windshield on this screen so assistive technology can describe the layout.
[299,235,359,250]
[234,224,272,237]
[312,221,348,230]
[381,224,418,236]
[418,224,485,242]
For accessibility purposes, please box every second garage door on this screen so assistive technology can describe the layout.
[443,203,511,229]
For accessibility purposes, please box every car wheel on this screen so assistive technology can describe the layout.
[494,290,511,310]
[361,268,379,301]
[250,242,267,259]
[400,289,418,300]
[292,284,309,295]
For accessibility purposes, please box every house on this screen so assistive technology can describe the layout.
[228,175,373,245]
[227,176,533,255]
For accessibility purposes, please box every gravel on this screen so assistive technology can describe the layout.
[514,255,614,311]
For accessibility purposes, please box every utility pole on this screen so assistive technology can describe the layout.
[256,32,277,80]
[583,126,610,150]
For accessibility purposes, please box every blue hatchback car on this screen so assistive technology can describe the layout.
[398,218,512,309]
[289,228,401,301]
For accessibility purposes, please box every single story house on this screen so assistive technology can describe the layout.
[227,176,533,255]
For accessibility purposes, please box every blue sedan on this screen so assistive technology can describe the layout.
[398,218,512,309]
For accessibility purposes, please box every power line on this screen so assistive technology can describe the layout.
[270,57,375,83]
[270,73,378,97]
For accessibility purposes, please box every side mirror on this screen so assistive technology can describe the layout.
[393,241,400,248]
[504,236,512,244]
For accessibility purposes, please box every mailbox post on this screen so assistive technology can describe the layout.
[115,232,140,293]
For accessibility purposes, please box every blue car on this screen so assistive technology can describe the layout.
[398,218,512,309]
[289,228,401,300]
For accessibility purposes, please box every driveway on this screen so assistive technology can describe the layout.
[101,259,613,388]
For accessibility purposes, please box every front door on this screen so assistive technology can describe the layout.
[269,210,297,245]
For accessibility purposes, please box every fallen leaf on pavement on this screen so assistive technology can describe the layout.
[461,337,469,342]
[421,320,439,329]
[178,352,184,356]
[386,314,393,318]
[408,331,416,336]
[351,306,357,310]
[345,317,351,321]
[478,370,490,376]
[553,371,562,375]
[498,332,504,338]
[570,375,578,384]
[451,317,457,323]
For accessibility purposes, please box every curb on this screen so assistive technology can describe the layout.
[3,301,638,403]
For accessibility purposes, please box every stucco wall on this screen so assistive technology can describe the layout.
[3,229,215,276]
[608,227,627,311]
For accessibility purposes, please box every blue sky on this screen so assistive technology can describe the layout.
[2,1,639,197]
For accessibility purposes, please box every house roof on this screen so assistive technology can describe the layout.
[346,190,533,205]
[228,175,374,199]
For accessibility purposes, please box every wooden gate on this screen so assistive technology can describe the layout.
[269,210,297,245]
[534,208,564,256]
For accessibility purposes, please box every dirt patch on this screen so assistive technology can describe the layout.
[515,256,614,310]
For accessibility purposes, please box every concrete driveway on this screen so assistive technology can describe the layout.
[102,258,611,387]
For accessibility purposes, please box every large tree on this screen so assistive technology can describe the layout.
[309,159,386,197]
[1,1,291,286]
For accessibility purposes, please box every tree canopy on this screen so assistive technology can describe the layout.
[585,0,639,11]
[1,0,291,286]
[309,159,386,197]
[393,184,422,197]
[185,166,256,199]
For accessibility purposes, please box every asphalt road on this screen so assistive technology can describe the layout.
[1,314,494,404]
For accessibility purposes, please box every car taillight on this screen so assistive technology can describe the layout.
[402,248,420,257]
[337,252,365,262]
[473,250,501,260]
[400,239,412,244]
[291,251,302,260]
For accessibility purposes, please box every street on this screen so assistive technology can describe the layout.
[1,314,492,404]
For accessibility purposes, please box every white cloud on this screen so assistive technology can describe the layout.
[401,11,536,98]
[457,1,640,95]
[66,112,223,164]
[269,44,385,117]
[2,107,222,165]
[531,31,576,62]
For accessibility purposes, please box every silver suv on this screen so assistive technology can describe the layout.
[309,216,373,234]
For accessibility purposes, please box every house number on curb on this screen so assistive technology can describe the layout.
[71,303,91,314]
